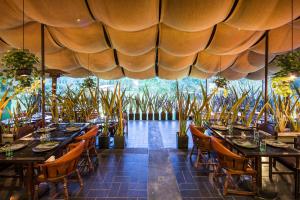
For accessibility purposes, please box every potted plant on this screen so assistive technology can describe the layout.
[164,98,174,120]
[99,86,117,149]
[147,95,153,120]
[139,93,148,120]
[114,83,125,149]
[128,97,135,120]
[1,49,39,89]
[152,94,165,120]
[192,84,215,129]
[135,94,141,120]
[176,82,196,149]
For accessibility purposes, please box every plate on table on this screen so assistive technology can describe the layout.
[0,143,28,153]
[266,140,289,148]
[211,125,228,131]
[66,126,80,132]
[36,127,56,133]
[233,125,253,131]
[32,141,60,153]
[232,139,258,149]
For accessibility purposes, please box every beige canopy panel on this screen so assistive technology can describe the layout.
[161,0,234,32]
[48,22,109,53]
[226,0,300,31]
[159,24,212,56]
[158,66,189,80]
[251,19,300,54]
[221,67,248,80]
[0,0,31,30]
[0,22,61,54]
[195,51,238,73]
[231,51,269,74]
[124,67,156,80]
[206,23,264,55]
[67,67,91,78]
[88,0,159,32]
[0,0,299,80]
[106,25,157,56]
[0,39,11,53]
[75,49,116,73]
[12,0,94,27]
[118,50,155,72]
[158,49,196,71]
[94,66,124,80]
[45,48,80,72]
[190,67,216,79]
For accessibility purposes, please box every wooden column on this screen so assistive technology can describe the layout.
[264,31,269,123]
[51,74,59,123]
[41,24,45,127]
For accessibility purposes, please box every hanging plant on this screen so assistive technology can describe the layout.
[82,77,96,88]
[271,76,294,97]
[0,48,39,89]
[213,76,228,89]
[273,50,300,78]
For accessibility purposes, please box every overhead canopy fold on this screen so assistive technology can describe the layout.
[158,49,196,70]
[45,48,80,72]
[251,19,300,54]
[158,66,189,80]
[159,24,212,56]
[94,66,124,80]
[106,25,157,56]
[190,67,216,79]
[12,0,94,27]
[230,51,265,73]
[206,23,264,55]
[0,22,61,54]
[124,66,156,79]
[75,49,116,73]
[195,51,238,73]
[161,0,234,32]
[48,22,109,53]
[0,0,31,30]
[118,49,155,72]
[67,67,91,78]
[0,39,11,53]
[88,0,159,31]
[221,67,248,80]
[226,0,300,31]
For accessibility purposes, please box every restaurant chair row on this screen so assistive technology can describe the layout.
[190,124,257,196]
[34,125,99,200]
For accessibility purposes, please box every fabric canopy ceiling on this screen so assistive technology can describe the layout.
[0,0,299,80]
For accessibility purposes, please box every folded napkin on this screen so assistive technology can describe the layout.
[45,156,55,163]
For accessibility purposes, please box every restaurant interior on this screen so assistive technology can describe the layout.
[0,0,300,199]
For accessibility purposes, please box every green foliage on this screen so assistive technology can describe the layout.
[1,49,39,89]
[273,50,300,78]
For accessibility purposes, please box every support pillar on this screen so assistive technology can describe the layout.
[41,24,45,127]
[264,31,269,123]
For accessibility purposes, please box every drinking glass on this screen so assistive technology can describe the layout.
[260,140,267,152]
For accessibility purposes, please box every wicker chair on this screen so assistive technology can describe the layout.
[74,125,98,173]
[211,137,256,196]
[189,124,215,168]
[34,141,85,200]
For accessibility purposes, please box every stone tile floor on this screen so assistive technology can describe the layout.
[0,121,297,199]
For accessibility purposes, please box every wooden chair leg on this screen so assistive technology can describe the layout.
[195,148,201,168]
[87,151,94,172]
[223,175,229,195]
[189,145,195,159]
[76,169,83,188]
[63,177,69,200]
[269,157,273,179]
[252,174,257,194]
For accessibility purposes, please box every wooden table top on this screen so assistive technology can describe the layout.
[0,123,89,163]
[206,125,300,157]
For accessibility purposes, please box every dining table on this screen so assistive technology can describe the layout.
[206,124,300,194]
[0,122,89,200]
